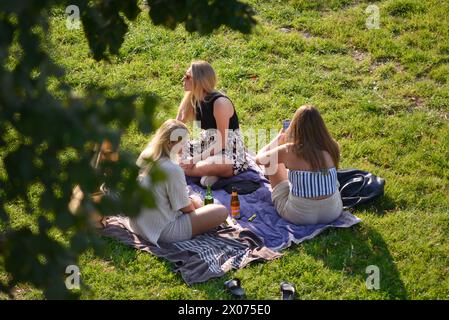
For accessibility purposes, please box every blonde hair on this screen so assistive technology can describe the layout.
[137,119,189,169]
[179,60,217,121]
[287,105,340,171]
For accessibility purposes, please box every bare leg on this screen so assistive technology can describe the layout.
[189,204,228,237]
[184,155,234,178]
[267,163,288,189]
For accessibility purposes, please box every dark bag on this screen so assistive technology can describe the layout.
[222,180,261,195]
[337,169,385,209]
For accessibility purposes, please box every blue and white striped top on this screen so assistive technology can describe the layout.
[288,167,338,198]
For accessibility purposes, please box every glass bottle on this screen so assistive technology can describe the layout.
[204,185,214,205]
[230,186,240,219]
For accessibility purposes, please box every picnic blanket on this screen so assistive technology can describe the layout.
[101,216,281,285]
[101,155,362,284]
[186,156,362,251]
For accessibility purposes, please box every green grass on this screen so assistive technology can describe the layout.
[1,0,448,299]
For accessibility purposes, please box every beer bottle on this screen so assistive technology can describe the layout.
[204,185,214,205]
[230,186,240,219]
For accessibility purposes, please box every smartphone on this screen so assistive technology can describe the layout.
[282,119,291,131]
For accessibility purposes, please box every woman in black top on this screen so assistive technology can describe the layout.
[176,61,248,185]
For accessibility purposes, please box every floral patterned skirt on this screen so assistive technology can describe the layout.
[186,129,249,176]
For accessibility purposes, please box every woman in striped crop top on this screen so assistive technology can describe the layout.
[256,105,343,225]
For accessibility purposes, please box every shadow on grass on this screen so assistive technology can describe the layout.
[351,193,399,216]
[302,223,408,299]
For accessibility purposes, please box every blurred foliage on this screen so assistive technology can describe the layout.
[0,0,255,299]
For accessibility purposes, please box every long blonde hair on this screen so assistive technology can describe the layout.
[136,119,189,169]
[287,105,340,170]
[179,60,217,121]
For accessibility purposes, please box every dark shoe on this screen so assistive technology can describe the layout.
[280,282,295,300]
[224,278,245,299]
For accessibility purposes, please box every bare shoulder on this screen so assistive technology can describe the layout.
[214,96,233,107]
[213,97,234,117]
[283,144,307,169]
[322,150,335,168]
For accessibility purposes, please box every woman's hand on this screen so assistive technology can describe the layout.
[180,155,195,171]
[180,155,194,167]
[180,162,195,170]
[189,195,203,209]
[180,160,196,176]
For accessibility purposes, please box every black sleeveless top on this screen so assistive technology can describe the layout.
[195,92,240,130]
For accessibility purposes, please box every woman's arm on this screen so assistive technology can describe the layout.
[176,95,194,123]
[179,195,203,213]
[179,201,196,214]
[213,97,234,154]
[176,106,184,122]
[256,130,286,167]
[256,146,285,167]
[176,104,191,123]
[189,194,203,209]
[184,97,233,163]
[258,129,285,155]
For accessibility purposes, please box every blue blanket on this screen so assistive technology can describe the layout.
[187,159,361,251]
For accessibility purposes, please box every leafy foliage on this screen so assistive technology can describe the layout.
[0,0,255,299]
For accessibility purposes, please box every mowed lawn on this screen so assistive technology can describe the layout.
[1,0,448,299]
